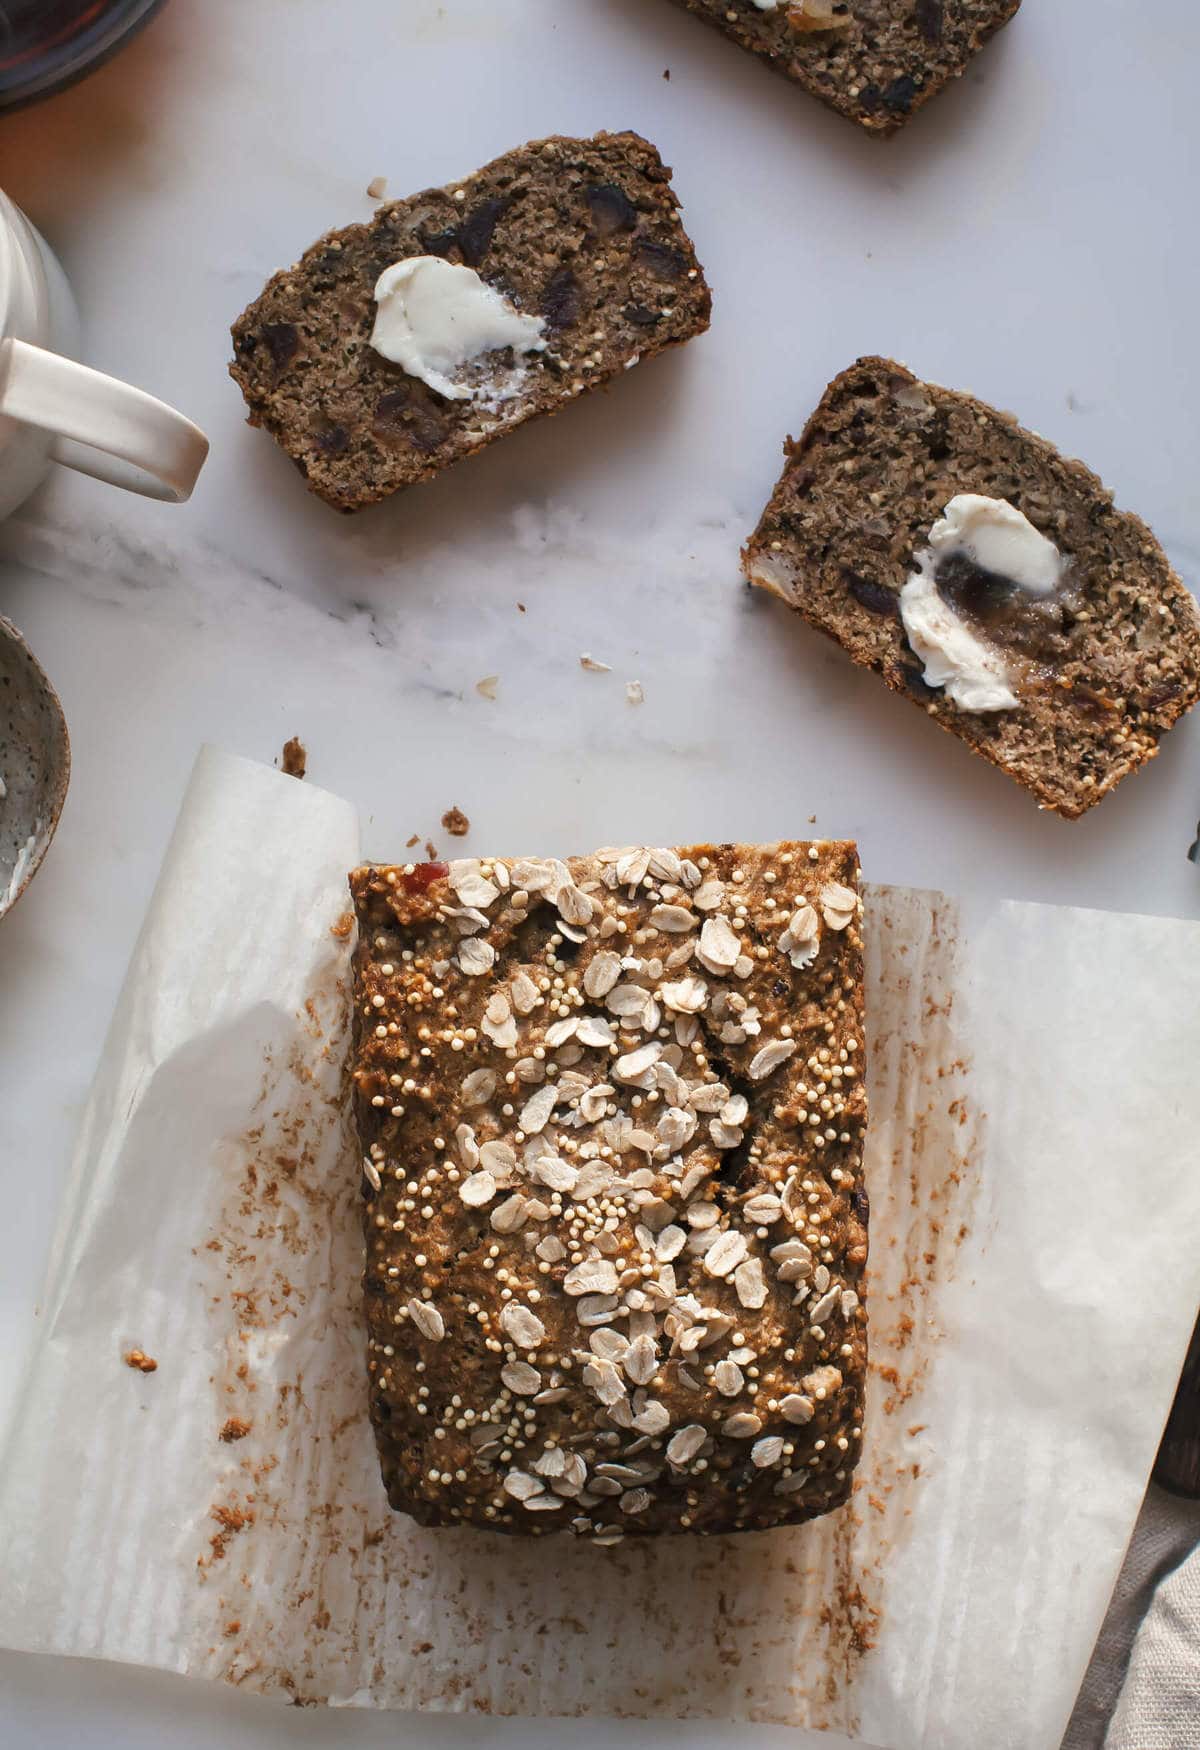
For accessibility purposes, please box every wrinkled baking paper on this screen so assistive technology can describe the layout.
[2,747,1198,1750]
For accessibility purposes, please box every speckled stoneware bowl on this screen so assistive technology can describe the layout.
[0,617,69,920]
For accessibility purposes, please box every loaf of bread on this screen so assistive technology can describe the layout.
[350,842,868,1540]
[230,132,711,511]
[743,358,1200,818]
[660,0,1021,135]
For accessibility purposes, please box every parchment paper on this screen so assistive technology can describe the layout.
[2,747,1198,1750]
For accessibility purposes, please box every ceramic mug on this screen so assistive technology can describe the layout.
[0,189,208,519]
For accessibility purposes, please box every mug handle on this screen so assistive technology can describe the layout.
[0,337,209,503]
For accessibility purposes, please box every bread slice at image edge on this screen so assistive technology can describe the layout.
[230,131,711,512]
[743,358,1200,818]
[660,0,1022,136]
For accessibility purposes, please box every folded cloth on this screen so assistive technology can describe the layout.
[1063,1486,1200,1749]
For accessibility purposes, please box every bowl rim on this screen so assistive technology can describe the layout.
[0,614,71,921]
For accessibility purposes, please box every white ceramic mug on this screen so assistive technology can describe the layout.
[0,189,208,519]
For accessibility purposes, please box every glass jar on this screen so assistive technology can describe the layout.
[0,0,168,113]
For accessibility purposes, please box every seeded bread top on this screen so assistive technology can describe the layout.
[230,132,711,511]
[744,358,1200,818]
[661,0,1022,135]
[351,842,867,1541]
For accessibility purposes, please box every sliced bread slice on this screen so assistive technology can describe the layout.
[743,357,1200,817]
[661,0,1021,136]
[230,132,711,512]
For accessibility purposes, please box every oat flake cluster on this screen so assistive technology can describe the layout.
[350,839,868,1540]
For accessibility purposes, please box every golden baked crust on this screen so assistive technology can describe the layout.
[350,841,867,1540]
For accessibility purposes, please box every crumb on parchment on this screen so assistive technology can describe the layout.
[124,1349,157,1373]
[204,1502,254,1565]
[220,1417,252,1443]
[441,806,470,837]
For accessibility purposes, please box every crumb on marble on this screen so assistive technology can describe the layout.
[441,806,470,838]
[280,737,307,779]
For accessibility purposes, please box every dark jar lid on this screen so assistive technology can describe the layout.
[0,0,167,113]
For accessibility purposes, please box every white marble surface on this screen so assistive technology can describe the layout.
[0,0,1197,1744]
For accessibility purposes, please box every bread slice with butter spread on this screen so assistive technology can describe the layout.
[230,132,711,512]
[743,357,1200,817]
